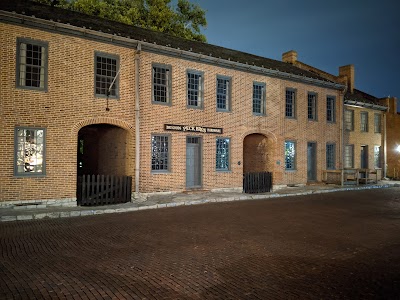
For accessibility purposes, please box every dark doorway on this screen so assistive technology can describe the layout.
[77,124,132,205]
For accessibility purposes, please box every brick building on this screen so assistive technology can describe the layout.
[382,98,400,179]
[282,50,393,180]
[0,1,345,204]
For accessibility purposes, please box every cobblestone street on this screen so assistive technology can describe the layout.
[1,188,400,299]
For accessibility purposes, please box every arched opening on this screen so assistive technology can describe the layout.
[243,133,273,173]
[77,124,130,176]
[77,124,132,205]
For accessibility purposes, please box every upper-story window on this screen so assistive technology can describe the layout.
[326,96,336,122]
[307,92,317,120]
[253,82,266,115]
[16,38,48,91]
[360,112,368,132]
[95,52,119,98]
[285,88,296,118]
[344,109,354,131]
[14,127,46,176]
[152,64,172,104]
[374,113,381,133]
[216,75,231,112]
[187,70,204,109]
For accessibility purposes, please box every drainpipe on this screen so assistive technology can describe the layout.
[383,112,387,178]
[340,85,347,185]
[134,43,141,197]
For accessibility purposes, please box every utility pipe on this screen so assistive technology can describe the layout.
[134,43,141,197]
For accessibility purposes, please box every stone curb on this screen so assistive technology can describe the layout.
[1,184,399,222]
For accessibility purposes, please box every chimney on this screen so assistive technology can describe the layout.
[339,64,355,93]
[282,50,298,64]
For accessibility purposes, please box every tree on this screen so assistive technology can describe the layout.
[33,0,207,42]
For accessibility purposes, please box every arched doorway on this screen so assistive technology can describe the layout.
[77,124,132,205]
[243,133,273,193]
[243,133,273,173]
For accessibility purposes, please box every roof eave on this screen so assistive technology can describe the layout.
[0,10,345,90]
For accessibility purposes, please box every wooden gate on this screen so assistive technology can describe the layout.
[243,172,272,193]
[77,175,132,206]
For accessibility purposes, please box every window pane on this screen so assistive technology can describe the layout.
[15,127,45,175]
[217,78,229,110]
[326,144,335,170]
[153,66,170,103]
[216,138,230,170]
[307,93,316,120]
[285,141,296,170]
[18,40,47,89]
[151,135,169,171]
[95,54,118,96]
[253,83,265,114]
[285,90,295,118]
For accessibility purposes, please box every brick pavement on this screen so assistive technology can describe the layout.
[1,188,400,299]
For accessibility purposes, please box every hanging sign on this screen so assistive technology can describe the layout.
[164,124,223,134]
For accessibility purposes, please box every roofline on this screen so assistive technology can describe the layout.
[344,100,387,111]
[0,10,345,90]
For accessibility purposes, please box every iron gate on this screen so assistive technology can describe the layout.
[77,175,132,206]
[243,172,272,193]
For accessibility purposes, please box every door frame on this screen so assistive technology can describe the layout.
[307,141,317,182]
[185,136,203,189]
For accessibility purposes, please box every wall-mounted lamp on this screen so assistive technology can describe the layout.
[396,145,400,153]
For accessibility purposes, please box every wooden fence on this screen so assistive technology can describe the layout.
[77,175,132,206]
[243,172,273,193]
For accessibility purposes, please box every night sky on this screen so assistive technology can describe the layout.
[194,0,400,110]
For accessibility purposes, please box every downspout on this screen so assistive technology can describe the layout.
[383,112,387,179]
[340,85,347,185]
[134,43,141,197]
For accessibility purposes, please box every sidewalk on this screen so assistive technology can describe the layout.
[1,180,400,222]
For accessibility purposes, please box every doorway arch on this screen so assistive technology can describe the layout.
[243,133,273,173]
[77,123,131,176]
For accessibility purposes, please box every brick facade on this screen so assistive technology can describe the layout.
[0,6,343,203]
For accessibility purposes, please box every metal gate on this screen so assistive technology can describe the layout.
[77,175,132,206]
[243,172,273,193]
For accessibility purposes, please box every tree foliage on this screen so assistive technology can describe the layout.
[33,0,207,42]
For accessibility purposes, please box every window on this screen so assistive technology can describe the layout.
[360,112,368,132]
[307,92,317,120]
[152,64,172,104]
[216,138,230,171]
[285,88,296,118]
[327,96,336,122]
[326,143,336,170]
[285,141,296,170]
[187,70,204,108]
[253,82,266,115]
[344,109,354,131]
[95,52,119,98]
[374,146,381,168]
[374,114,381,133]
[14,127,46,176]
[16,38,48,90]
[151,135,170,172]
[216,76,231,111]
[344,145,354,168]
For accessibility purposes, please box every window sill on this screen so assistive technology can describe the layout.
[216,170,231,173]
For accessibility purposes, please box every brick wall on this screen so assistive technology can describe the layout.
[138,52,342,192]
[0,23,136,202]
[343,105,384,171]
[0,21,342,202]
[384,97,400,178]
